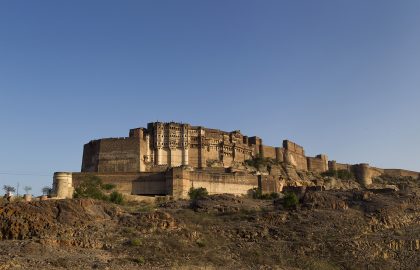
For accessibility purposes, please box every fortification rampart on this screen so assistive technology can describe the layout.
[383,169,420,179]
[52,121,419,200]
[52,172,73,199]
[283,140,308,171]
[307,154,328,173]
[69,168,260,199]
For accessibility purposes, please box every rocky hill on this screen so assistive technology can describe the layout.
[0,189,419,269]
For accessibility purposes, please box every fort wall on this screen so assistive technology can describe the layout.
[283,140,308,171]
[52,172,73,199]
[81,140,100,172]
[275,147,284,162]
[352,163,372,186]
[328,161,352,172]
[307,155,328,173]
[259,175,284,194]
[184,171,258,197]
[71,169,259,199]
[82,138,141,173]
[261,145,277,160]
[72,172,145,194]
[383,169,420,179]
[60,121,420,201]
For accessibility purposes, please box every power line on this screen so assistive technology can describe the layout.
[0,172,51,177]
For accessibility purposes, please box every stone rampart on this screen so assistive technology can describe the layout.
[283,140,308,171]
[82,137,141,173]
[383,169,420,179]
[258,175,284,194]
[52,172,74,199]
[307,154,328,173]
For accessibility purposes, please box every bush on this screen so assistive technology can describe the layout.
[336,170,354,180]
[264,192,280,199]
[132,256,145,264]
[102,183,116,191]
[3,185,16,194]
[188,187,208,200]
[248,188,279,200]
[73,175,108,200]
[109,191,124,204]
[42,186,52,196]
[321,169,354,180]
[129,238,142,246]
[283,192,299,209]
[245,157,278,169]
[196,238,206,247]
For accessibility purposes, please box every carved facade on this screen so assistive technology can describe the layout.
[82,122,261,173]
[81,121,332,175]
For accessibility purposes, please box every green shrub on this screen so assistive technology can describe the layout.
[321,169,354,180]
[132,256,145,264]
[248,188,279,200]
[122,227,136,235]
[109,191,124,204]
[188,187,208,200]
[101,183,116,191]
[196,238,206,247]
[42,186,52,196]
[264,192,280,199]
[283,192,299,209]
[336,170,354,180]
[129,238,142,246]
[245,157,279,169]
[73,175,108,200]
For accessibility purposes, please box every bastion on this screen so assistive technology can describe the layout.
[51,121,420,199]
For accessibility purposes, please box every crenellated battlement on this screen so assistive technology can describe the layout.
[78,121,420,190]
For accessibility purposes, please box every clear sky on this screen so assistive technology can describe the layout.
[1,1,419,195]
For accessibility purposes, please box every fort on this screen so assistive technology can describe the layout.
[52,121,420,199]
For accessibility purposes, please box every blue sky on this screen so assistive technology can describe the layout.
[1,1,419,195]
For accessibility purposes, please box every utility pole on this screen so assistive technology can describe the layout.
[16,182,20,197]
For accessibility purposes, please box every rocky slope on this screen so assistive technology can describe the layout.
[0,190,419,269]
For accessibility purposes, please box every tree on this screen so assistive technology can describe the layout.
[188,187,208,200]
[3,185,16,194]
[109,191,124,204]
[24,186,32,194]
[73,175,108,200]
[283,192,299,209]
[42,186,52,196]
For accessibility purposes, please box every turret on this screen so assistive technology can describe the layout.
[52,172,74,199]
[353,163,372,187]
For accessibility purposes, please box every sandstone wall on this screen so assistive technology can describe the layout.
[307,155,328,173]
[132,174,167,195]
[81,140,100,172]
[352,164,372,186]
[129,128,149,171]
[188,148,200,168]
[369,167,384,179]
[248,136,262,156]
[82,138,141,173]
[283,140,308,171]
[170,170,258,198]
[334,162,352,172]
[383,169,420,179]
[206,145,219,162]
[259,175,283,194]
[261,145,277,159]
[72,172,168,195]
[275,147,284,162]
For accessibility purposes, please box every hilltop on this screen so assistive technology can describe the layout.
[1,187,419,270]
